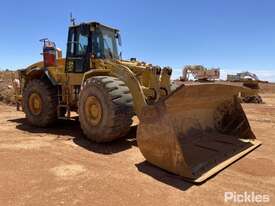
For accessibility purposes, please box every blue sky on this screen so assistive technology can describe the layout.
[0,0,275,82]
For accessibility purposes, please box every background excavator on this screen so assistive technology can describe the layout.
[227,71,259,82]
[227,71,263,103]
[15,21,261,182]
[180,65,220,82]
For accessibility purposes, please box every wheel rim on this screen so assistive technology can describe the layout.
[28,93,42,115]
[85,96,103,126]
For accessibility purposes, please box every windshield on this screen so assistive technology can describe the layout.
[92,27,119,59]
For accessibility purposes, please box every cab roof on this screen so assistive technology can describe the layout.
[69,21,119,32]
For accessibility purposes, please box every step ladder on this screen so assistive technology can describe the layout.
[57,104,71,120]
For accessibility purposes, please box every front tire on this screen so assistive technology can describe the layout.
[79,76,134,142]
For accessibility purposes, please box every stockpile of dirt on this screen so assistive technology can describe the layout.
[259,82,275,93]
[0,71,17,105]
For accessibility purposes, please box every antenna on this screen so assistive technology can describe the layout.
[70,12,76,26]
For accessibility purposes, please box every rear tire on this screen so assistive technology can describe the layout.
[23,79,58,127]
[79,76,134,142]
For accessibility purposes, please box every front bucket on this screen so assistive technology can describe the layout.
[137,83,261,183]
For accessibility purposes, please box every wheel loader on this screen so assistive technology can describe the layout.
[16,21,261,182]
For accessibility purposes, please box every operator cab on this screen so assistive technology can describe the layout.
[65,22,122,73]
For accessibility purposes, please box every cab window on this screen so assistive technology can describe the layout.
[67,28,89,57]
[76,33,88,56]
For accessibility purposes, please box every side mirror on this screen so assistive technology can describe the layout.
[117,33,122,46]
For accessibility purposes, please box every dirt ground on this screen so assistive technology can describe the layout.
[0,93,274,205]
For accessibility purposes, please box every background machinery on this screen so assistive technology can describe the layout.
[227,71,263,103]
[180,65,220,82]
[16,21,261,182]
[227,71,259,82]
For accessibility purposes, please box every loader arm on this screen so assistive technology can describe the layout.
[102,60,148,116]
[102,60,173,116]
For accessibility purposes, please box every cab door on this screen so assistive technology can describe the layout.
[65,25,90,73]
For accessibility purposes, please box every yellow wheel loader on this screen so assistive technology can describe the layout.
[16,21,261,182]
